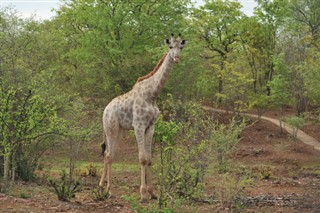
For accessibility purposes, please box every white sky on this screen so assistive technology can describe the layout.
[0,0,257,20]
[1,0,61,20]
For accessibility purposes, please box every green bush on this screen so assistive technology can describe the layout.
[19,190,30,199]
[15,153,37,181]
[304,109,320,124]
[92,187,110,201]
[252,165,273,180]
[154,100,214,209]
[285,116,305,141]
[48,170,81,201]
[213,173,252,208]
[86,163,98,177]
[209,118,246,173]
[154,98,247,210]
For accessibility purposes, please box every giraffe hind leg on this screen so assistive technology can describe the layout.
[99,124,118,197]
[99,131,108,188]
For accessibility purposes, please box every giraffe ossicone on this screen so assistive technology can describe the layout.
[99,34,188,202]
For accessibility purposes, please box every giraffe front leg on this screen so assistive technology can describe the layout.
[140,162,148,203]
[134,126,149,203]
[146,163,157,199]
[145,124,157,200]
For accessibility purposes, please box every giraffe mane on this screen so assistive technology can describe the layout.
[136,52,168,83]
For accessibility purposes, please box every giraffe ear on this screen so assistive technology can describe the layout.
[181,40,188,46]
[165,38,171,45]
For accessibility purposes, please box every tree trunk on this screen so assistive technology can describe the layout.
[219,58,226,94]
[11,155,16,182]
[69,139,74,180]
[218,78,223,94]
[3,154,10,181]
[215,58,225,103]
[253,79,257,93]
[296,95,307,115]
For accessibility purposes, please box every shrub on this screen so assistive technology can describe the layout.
[19,190,30,199]
[213,173,252,209]
[304,109,320,124]
[154,100,214,209]
[250,93,272,118]
[285,116,305,141]
[15,153,37,181]
[86,163,98,177]
[48,170,81,201]
[209,118,246,173]
[252,165,273,180]
[154,98,247,210]
[92,187,110,201]
[122,195,148,213]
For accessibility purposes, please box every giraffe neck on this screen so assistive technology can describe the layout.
[137,52,168,83]
[148,52,174,98]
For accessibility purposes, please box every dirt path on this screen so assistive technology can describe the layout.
[203,106,320,151]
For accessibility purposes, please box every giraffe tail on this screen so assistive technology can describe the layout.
[101,142,106,157]
[101,132,107,157]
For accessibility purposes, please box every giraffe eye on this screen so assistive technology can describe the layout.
[169,46,173,49]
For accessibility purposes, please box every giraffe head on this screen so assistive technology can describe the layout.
[165,33,187,63]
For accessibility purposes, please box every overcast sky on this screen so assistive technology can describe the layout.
[0,0,257,20]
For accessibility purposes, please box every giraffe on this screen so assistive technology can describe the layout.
[99,34,188,202]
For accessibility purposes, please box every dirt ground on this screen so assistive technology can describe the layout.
[1,110,320,212]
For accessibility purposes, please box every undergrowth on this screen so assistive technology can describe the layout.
[48,170,81,201]
[152,96,248,210]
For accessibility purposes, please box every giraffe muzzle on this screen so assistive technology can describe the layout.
[173,57,180,63]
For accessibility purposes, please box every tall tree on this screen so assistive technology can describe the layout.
[0,9,61,181]
[52,0,191,100]
[238,16,271,94]
[291,0,320,49]
[193,0,243,96]
[0,7,95,182]
[253,0,289,96]
[271,0,320,113]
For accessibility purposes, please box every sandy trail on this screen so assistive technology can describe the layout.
[203,106,320,151]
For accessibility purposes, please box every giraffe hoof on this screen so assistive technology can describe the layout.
[147,187,157,200]
[108,193,115,199]
[140,198,148,203]
[150,194,158,200]
[98,186,104,193]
